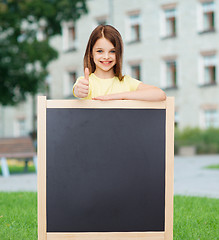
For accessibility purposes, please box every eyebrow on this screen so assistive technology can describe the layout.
[95,47,115,50]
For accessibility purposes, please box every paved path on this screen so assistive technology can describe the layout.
[0,172,37,192]
[0,155,219,198]
[174,155,219,198]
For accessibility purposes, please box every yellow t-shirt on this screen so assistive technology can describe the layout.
[73,73,141,99]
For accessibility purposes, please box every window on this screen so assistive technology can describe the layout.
[166,60,177,87]
[202,109,219,128]
[126,11,141,43]
[204,56,216,84]
[14,118,26,137]
[68,26,76,48]
[198,1,215,33]
[63,71,77,98]
[161,58,177,89]
[130,15,141,42]
[165,9,176,37]
[128,60,142,81]
[199,53,217,86]
[62,22,77,52]
[130,64,141,81]
[160,5,177,38]
[69,71,77,86]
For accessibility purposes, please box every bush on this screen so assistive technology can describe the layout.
[175,127,219,154]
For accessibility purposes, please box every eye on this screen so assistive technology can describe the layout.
[110,50,115,53]
[97,50,102,53]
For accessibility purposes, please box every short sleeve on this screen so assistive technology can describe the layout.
[124,75,141,91]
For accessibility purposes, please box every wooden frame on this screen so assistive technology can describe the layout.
[37,96,174,240]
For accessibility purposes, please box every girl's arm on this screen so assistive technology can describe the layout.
[93,83,166,101]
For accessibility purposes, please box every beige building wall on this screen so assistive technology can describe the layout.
[0,95,33,137]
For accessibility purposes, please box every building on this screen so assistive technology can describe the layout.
[48,0,219,129]
[0,0,218,137]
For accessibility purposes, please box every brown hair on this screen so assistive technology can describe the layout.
[84,25,124,81]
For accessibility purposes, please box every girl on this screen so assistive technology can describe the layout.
[73,25,166,101]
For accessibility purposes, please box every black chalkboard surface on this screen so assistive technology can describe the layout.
[46,108,166,232]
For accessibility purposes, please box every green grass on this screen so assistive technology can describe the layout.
[0,192,37,240]
[205,164,219,170]
[0,193,218,239]
[174,196,219,240]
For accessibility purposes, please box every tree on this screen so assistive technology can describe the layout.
[0,0,88,105]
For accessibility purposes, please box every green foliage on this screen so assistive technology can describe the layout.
[175,127,219,154]
[0,0,88,105]
[0,38,57,105]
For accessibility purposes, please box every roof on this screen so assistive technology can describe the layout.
[0,137,36,158]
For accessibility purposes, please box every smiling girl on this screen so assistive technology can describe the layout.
[73,25,166,101]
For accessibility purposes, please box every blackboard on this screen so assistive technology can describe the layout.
[38,98,174,240]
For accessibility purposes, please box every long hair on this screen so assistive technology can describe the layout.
[84,25,124,81]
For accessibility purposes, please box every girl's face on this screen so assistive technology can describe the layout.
[92,37,116,77]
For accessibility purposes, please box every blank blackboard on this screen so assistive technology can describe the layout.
[38,98,174,240]
[46,108,165,232]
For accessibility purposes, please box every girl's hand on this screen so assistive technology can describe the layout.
[93,93,123,101]
[74,68,89,98]
[93,86,166,101]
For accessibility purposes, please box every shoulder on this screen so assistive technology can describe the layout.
[123,75,141,90]
[123,75,141,84]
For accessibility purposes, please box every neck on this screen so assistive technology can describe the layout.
[94,69,115,79]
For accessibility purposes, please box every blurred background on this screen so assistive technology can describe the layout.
[1,0,219,155]
[0,0,219,174]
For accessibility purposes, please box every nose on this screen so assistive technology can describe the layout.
[103,52,109,59]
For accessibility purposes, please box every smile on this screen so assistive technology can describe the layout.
[100,61,112,65]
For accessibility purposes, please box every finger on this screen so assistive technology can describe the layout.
[84,67,89,81]
[77,82,89,90]
[79,78,89,86]
[79,92,88,98]
[78,89,89,94]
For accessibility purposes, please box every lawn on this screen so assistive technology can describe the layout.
[0,192,37,240]
[0,193,218,240]
[205,164,219,170]
[174,196,219,240]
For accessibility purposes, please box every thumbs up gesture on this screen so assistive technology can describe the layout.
[74,68,90,98]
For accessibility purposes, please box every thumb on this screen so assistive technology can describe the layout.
[84,67,89,81]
